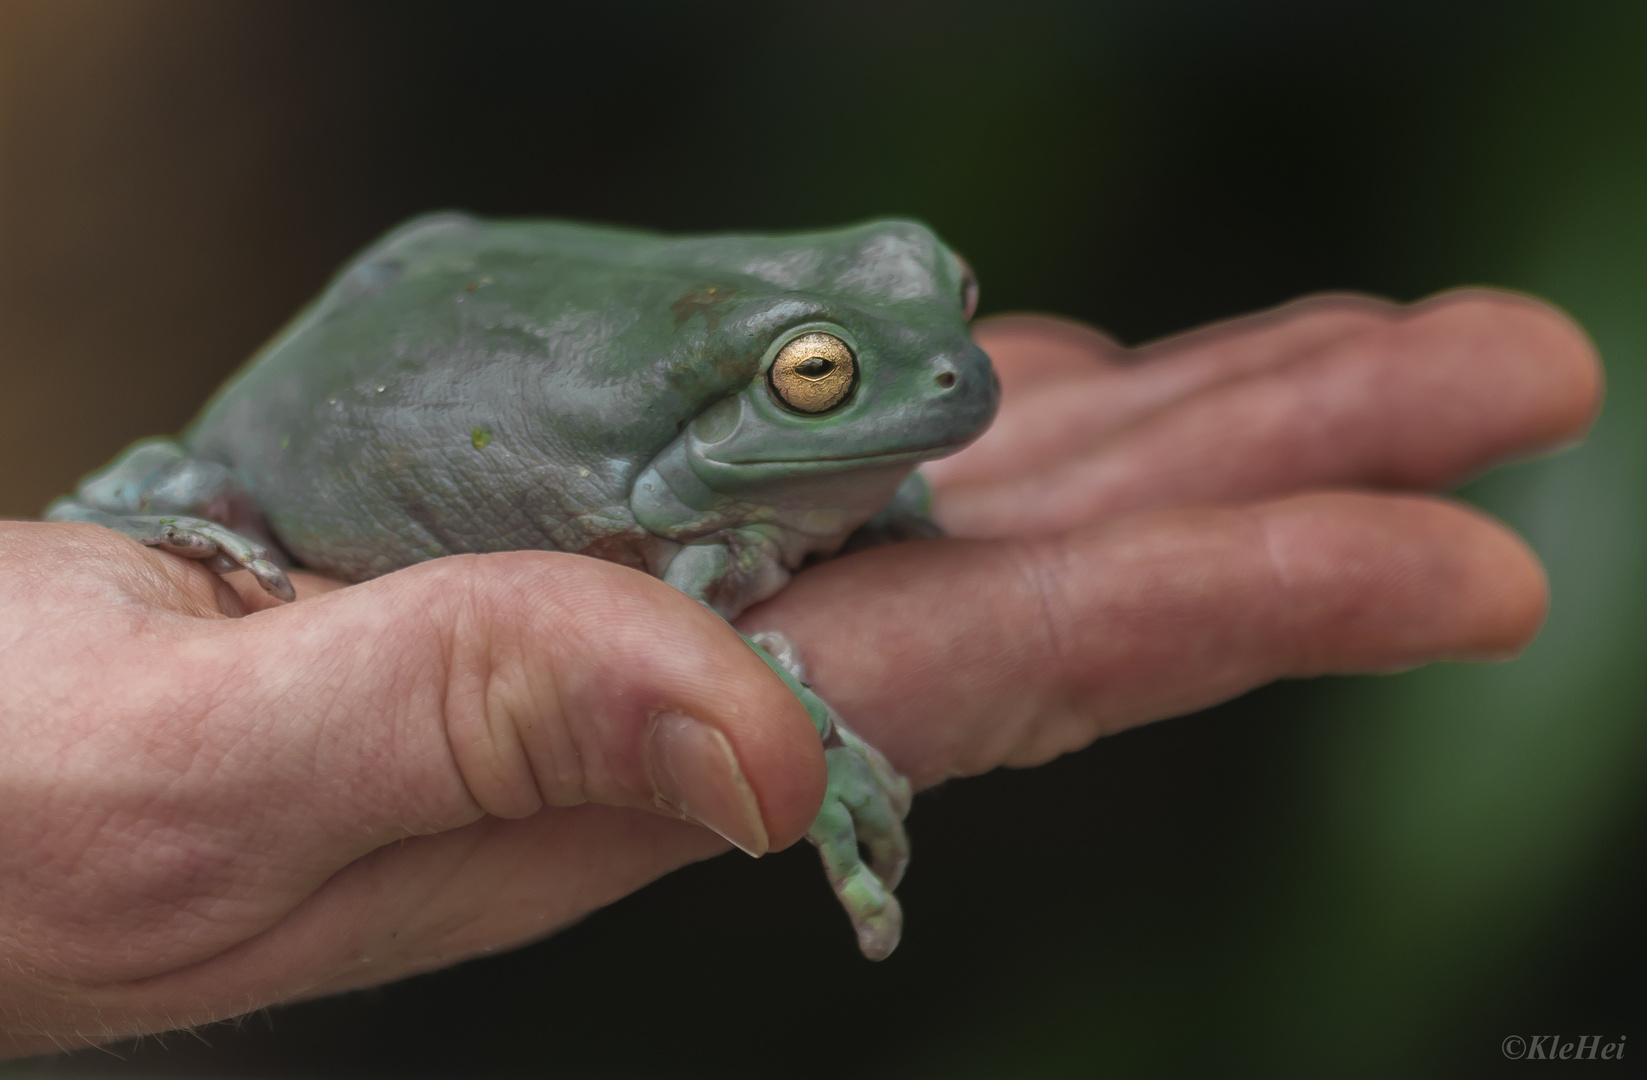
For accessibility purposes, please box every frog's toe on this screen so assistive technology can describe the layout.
[48,503,296,602]
[246,557,297,601]
[847,872,903,962]
[809,791,905,961]
[832,738,912,888]
[855,802,910,893]
[743,632,914,958]
[147,516,295,600]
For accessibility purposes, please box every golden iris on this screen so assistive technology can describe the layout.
[768,332,856,413]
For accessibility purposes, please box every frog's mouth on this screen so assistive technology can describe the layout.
[714,436,972,470]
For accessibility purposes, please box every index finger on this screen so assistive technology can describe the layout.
[935,291,1602,537]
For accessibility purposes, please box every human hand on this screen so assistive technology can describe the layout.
[739,290,1600,786]
[0,529,825,1056]
[0,289,1598,1056]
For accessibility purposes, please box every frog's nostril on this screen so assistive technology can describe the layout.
[936,371,957,389]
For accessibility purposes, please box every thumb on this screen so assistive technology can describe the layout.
[213,550,827,861]
[2,538,827,1046]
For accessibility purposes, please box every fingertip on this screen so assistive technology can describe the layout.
[702,664,827,852]
[1508,295,1605,444]
[1411,287,1605,449]
[1263,493,1551,671]
[1444,502,1550,660]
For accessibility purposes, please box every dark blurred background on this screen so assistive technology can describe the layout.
[2,1,1643,1077]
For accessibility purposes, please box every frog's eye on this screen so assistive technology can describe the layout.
[957,255,980,321]
[768,332,857,414]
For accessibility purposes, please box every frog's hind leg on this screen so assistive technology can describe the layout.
[45,437,295,601]
[748,630,913,961]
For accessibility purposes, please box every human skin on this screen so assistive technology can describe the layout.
[0,289,1597,1057]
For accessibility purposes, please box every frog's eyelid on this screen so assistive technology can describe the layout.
[758,321,860,375]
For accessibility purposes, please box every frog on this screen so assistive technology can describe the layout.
[45,212,998,961]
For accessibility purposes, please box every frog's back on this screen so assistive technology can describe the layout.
[188,214,762,579]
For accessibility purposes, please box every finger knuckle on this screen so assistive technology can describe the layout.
[440,555,617,818]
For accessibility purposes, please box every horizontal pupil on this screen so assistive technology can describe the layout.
[795,356,835,379]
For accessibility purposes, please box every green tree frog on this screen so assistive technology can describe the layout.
[48,213,999,959]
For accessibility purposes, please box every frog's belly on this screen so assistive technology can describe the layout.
[252,461,678,584]
[272,508,680,583]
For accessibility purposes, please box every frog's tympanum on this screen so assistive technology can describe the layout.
[47,213,998,960]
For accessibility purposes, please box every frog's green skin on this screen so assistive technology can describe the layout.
[47,213,998,960]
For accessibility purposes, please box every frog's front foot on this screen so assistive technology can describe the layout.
[47,503,296,602]
[748,631,913,960]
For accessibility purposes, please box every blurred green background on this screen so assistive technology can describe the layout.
[1,1,1642,1076]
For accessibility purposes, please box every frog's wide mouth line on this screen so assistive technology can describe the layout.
[714,438,970,469]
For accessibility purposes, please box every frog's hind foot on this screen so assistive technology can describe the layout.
[811,725,913,960]
[747,630,913,961]
[45,437,295,602]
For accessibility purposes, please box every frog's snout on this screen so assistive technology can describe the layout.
[928,364,994,396]
[927,341,1001,430]
[929,346,988,393]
